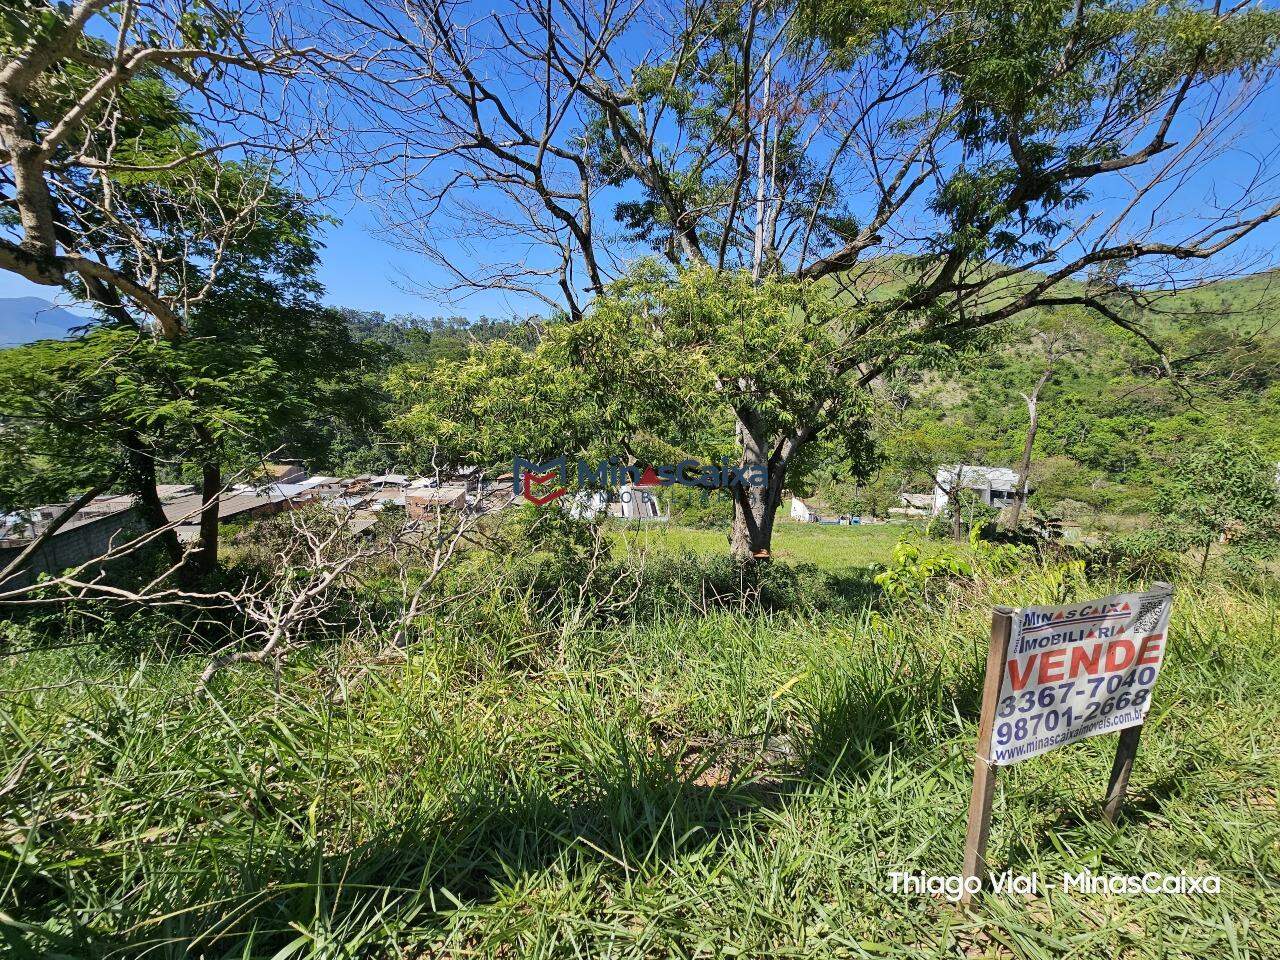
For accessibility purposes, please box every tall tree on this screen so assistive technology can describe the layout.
[0,0,323,334]
[336,0,1280,559]
[1001,314,1095,530]
[0,2,341,576]
[0,278,376,585]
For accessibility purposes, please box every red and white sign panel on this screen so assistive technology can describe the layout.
[991,586,1174,766]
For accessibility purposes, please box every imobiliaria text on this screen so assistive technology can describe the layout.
[513,455,767,505]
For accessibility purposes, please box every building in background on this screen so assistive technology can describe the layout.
[613,483,665,521]
[790,496,815,523]
[0,504,145,589]
[931,465,1024,515]
[406,485,469,518]
[891,493,934,518]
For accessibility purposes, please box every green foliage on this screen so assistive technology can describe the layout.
[566,263,872,455]
[922,490,1001,542]
[968,526,1034,575]
[447,510,849,623]
[0,512,1276,954]
[0,329,285,509]
[388,338,601,469]
[1039,557,1089,603]
[666,485,734,528]
[0,294,377,511]
[343,310,539,365]
[871,540,973,598]
[0,16,378,511]
[797,0,1280,265]
[855,273,1280,533]
[388,262,877,501]
[1085,529,1186,582]
[1150,437,1280,571]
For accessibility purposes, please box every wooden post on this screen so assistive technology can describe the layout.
[960,606,1014,908]
[1101,723,1143,824]
[1101,582,1170,824]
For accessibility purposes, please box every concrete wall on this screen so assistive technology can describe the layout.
[0,507,146,590]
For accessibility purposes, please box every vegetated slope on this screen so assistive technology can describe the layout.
[846,270,1280,525]
[1141,268,1280,336]
[338,307,539,364]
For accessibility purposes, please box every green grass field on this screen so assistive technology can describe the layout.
[1,532,1277,957]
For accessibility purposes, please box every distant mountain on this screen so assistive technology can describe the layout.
[0,297,90,347]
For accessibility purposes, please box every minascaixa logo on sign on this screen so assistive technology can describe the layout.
[513,456,767,505]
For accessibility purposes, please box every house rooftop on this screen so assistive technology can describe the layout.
[407,484,469,502]
[161,492,281,525]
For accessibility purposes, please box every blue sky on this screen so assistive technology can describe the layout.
[7,117,1280,321]
[0,202,470,319]
[5,4,1280,324]
[308,202,466,318]
[0,197,560,319]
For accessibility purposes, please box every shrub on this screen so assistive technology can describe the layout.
[1080,530,1183,583]
[1148,437,1280,576]
[447,508,854,626]
[871,540,972,599]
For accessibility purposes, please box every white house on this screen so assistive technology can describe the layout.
[790,496,815,522]
[569,484,666,521]
[613,484,665,521]
[931,465,1023,515]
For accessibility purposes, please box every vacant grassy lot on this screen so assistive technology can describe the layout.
[622,519,933,571]
[0,540,1276,957]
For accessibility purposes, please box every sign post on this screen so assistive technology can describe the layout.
[1101,724,1144,824]
[959,584,1174,907]
[960,606,1014,905]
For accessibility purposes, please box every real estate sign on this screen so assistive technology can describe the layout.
[990,586,1174,766]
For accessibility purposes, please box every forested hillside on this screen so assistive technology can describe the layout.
[4,270,1274,535]
[809,271,1280,528]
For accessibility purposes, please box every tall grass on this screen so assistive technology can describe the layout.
[0,548,1276,957]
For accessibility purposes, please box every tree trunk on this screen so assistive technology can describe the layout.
[0,94,60,264]
[122,431,182,567]
[730,415,785,561]
[196,461,220,577]
[1004,367,1053,532]
[1006,394,1039,531]
[731,480,784,560]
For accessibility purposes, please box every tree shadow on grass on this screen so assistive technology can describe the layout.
[8,621,995,957]
[231,762,802,955]
[9,740,806,958]
[818,570,882,612]
[996,750,1208,874]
